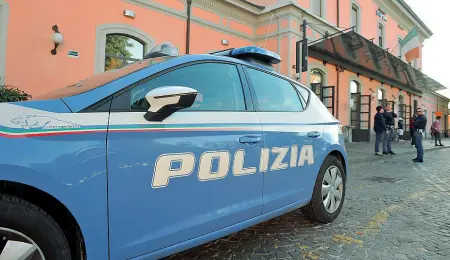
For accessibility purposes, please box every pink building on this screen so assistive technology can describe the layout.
[0,0,448,140]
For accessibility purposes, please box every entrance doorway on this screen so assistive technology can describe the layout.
[404,105,412,140]
[351,94,372,142]
[350,81,371,142]
[310,69,336,117]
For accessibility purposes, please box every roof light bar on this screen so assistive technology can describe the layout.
[229,46,281,65]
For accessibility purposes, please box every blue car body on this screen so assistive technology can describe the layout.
[0,49,348,260]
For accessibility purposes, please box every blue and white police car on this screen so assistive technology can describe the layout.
[0,43,348,260]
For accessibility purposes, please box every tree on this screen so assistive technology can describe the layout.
[105,35,134,71]
[0,85,32,102]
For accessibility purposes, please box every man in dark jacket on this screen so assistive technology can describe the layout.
[374,106,386,156]
[382,104,397,155]
[412,108,427,162]
[410,114,417,147]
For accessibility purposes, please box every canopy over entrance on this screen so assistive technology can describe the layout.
[308,30,446,95]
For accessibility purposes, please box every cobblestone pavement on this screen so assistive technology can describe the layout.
[165,148,450,260]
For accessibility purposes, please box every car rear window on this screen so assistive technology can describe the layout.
[36,57,174,100]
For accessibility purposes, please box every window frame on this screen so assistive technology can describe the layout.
[241,65,310,113]
[100,60,255,113]
[378,24,384,48]
[351,4,359,33]
[311,0,323,17]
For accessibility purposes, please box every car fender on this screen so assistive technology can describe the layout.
[0,163,110,260]
[319,144,348,176]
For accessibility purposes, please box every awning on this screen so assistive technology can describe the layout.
[308,30,446,95]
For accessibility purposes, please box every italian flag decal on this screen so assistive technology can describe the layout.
[400,27,420,63]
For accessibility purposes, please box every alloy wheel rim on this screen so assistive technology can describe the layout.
[0,227,45,260]
[321,165,344,214]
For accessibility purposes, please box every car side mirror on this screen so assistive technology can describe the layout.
[144,86,197,121]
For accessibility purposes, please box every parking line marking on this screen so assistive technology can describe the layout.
[332,234,363,245]
[360,190,430,236]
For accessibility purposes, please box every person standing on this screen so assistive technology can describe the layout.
[374,106,386,156]
[410,114,417,147]
[382,104,397,155]
[412,108,427,162]
[432,116,444,147]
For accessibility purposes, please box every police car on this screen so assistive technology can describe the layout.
[0,43,348,260]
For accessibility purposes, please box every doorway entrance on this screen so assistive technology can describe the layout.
[310,69,335,117]
[311,83,335,116]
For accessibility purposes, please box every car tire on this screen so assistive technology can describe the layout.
[0,194,72,260]
[301,155,346,224]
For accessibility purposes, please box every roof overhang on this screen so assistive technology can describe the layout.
[308,31,446,96]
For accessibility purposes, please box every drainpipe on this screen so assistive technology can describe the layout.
[337,0,340,27]
[186,0,193,54]
[336,66,341,120]
[336,0,340,120]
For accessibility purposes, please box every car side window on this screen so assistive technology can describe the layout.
[245,68,304,112]
[129,63,246,111]
[293,84,310,108]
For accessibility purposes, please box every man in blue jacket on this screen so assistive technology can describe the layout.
[412,107,427,162]
[374,106,386,156]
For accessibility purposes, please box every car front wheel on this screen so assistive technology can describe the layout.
[0,195,72,260]
[301,155,346,224]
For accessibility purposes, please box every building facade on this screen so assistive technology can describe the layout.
[0,0,448,140]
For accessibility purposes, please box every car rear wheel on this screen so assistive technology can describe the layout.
[0,195,72,260]
[301,155,346,224]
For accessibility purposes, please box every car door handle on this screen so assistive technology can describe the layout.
[239,136,261,144]
[307,131,321,138]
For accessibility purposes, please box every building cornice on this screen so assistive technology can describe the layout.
[395,0,432,37]
[373,0,432,39]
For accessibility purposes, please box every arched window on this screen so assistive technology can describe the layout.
[414,100,418,113]
[350,80,360,94]
[378,89,385,106]
[351,4,359,32]
[312,0,323,17]
[310,68,328,106]
[399,95,404,104]
[378,24,384,48]
[105,34,145,71]
[310,69,324,84]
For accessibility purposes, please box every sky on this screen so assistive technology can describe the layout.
[404,0,450,99]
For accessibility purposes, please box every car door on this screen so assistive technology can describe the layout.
[243,67,323,214]
[106,62,264,259]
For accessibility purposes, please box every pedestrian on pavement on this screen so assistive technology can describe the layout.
[432,116,444,147]
[398,118,404,141]
[374,106,386,156]
[410,114,417,147]
[382,104,397,155]
[412,108,427,163]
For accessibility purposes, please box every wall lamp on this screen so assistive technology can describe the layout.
[51,25,63,55]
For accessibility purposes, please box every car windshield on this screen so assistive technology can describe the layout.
[36,56,174,100]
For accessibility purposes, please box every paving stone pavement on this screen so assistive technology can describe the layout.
[165,148,450,260]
